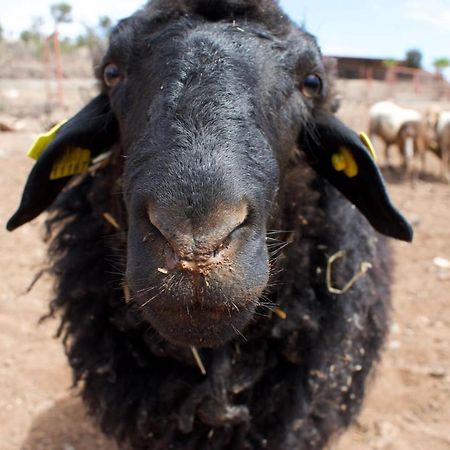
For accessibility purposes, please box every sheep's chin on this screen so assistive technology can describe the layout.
[143,301,256,348]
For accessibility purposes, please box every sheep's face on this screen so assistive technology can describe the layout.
[102,20,325,347]
[8,8,412,349]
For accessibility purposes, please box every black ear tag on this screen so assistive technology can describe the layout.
[302,114,413,242]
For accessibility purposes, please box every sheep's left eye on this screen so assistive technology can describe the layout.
[104,63,123,88]
[301,74,322,98]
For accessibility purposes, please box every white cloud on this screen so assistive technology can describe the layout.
[405,0,450,32]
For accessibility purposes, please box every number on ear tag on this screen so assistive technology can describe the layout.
[50,147,92,180]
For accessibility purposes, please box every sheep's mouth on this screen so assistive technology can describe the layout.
[143,300,256,347]
[128,245,270,347]
[134,285,258,347]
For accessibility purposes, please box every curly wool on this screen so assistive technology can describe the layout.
[44,144,390,449]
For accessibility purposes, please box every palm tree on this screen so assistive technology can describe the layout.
[433,58,450,78]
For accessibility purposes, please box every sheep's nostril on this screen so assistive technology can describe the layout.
[147,201,249,268]
[147,210,187,257]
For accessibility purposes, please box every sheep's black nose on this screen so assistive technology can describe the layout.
[148,201,248,271]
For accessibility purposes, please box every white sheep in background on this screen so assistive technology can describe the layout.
[425,106,450,181]
[369,100,423,177]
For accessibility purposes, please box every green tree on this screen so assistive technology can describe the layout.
[0,23,3,42]
[75,34,88,47]
[433,57,450,72]
[382,58,398,68]
[404,48,422,69]
[19,17,44,50]
[433,57,450,81]
[98,15,112,33]
[20,30,40,45]
[75,16,113,63]
[50,2,73,26]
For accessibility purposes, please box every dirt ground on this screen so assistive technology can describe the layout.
[0,81,449,450]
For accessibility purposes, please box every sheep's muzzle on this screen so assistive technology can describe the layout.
[127,206,270,347]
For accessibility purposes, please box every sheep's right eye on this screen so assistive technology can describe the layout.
[104,64,123,88]
[301,73,323,98]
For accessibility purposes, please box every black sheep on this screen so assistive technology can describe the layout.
[7,1,413,449]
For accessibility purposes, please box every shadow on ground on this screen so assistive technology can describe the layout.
[22,397,117,450]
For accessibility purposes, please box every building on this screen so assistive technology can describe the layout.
[328,56,389,80]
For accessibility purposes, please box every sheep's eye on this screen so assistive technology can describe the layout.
[104,64,123,88]
[301,74,322,98]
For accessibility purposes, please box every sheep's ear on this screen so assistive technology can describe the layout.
[7,94,118,231]
[301,114,413,242]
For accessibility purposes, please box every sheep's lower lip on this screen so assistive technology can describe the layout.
[141,299,255,347]
[129,263,268,346]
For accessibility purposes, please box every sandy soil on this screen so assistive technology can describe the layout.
[0,90,449,449]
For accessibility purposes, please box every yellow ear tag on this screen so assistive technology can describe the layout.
[26,120,92,180]
[50,147,92,180]
[359,132,377,161]
[331,146,358,178]
[27,120,68,160]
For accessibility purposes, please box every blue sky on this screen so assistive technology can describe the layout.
[2,0,449,72]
